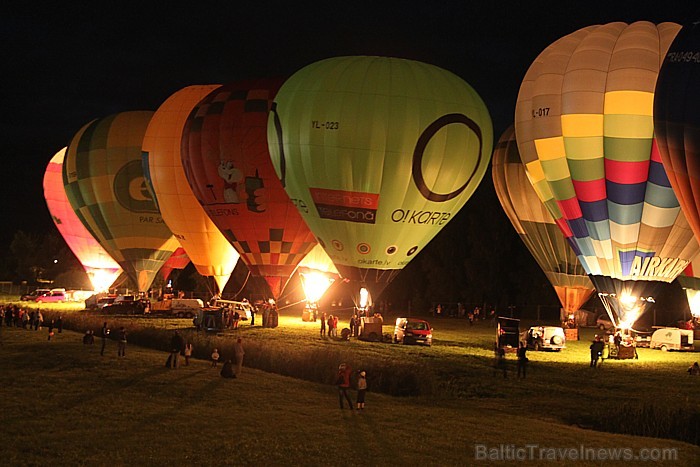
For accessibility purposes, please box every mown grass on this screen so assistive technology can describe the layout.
[1,325,699,466]
[4,299,700,448]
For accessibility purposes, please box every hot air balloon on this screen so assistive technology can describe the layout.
[515,21,700,330]
[654,20,700,252]
[63,111,181,293]
[43,148,122,292]
[492,126,595,323]
[181,79,316,300]
[677,258,700,319]
[267,56,493,302]
[143,85,240,293]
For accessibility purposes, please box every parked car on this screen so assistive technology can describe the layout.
[393,317,432,346]
[211,299,253,320]
[20,288,51,301]
[35,289,67,303]
[521,326,566,351]
[596,314,615,331]
[101,296,149,314]
[649,327,694,351]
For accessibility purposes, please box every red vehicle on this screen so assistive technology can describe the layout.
[35,289,67,303]
[393,318,433,346]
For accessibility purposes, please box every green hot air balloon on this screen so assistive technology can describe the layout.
[268,56,492,300]
[63,111,181,292]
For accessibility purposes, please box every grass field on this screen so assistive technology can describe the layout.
[1,300,699,465]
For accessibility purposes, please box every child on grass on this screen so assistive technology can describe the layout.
[211,348,220,367]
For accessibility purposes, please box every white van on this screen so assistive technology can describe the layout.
[649,328,694,351]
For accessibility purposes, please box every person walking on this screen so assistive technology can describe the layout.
[356,371,367,410]
[169,330,185,368]
[516,342,528,378]
[117,327,127,357]
[100,322,110,356]
[336,363,353,410]
[233,337,245,376]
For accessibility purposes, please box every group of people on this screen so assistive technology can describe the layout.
[433,303,497,321]
[335,363,367,410]
[319,312,339,337]
[1,305,45,330]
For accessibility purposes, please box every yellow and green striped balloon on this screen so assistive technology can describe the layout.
[63,111,180,292]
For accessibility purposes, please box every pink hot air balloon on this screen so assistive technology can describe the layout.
[43,148,122,291]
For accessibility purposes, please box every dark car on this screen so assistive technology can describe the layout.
[102,298,149,315]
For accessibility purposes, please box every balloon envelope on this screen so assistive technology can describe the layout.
[143,85,240,293]
[268,56,492,298]
[655,20,700,247]
[63,111,181,292]
[492,126,594,314]
[181,79,316,299]
[515,22,699,326]
[43,148,122,291]
[158,246,190,283]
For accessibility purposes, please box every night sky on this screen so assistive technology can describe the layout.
[3,1,698,248]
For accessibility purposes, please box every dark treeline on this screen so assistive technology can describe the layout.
[0,178,689,325]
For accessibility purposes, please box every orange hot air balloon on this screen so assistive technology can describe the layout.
[181,79,316,299]
[43,147,122,292]
[143,85,240,293]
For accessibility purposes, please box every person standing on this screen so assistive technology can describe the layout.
[184,341,193,366]
[169,330,185,368]
[211,348,220,367]
[57,315,63,333]
[516,342,528,378]
[100,322,110,356]
[234,337,245,376]
[117,327,127,357]
[349,315,357,337]
[336,363,353,409]
[356,371,367,410]
[320,312,327,337]
[590,335,604,368]
[47,319,55,341]
[493,343,507,378]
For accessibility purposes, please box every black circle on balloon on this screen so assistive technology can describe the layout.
[412,113,483,202]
